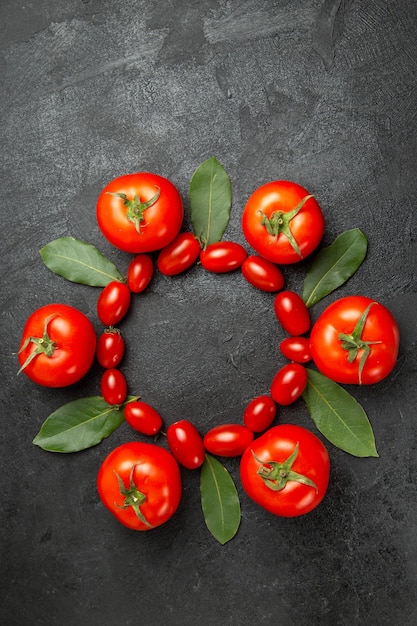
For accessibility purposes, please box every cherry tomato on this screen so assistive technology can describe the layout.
[101,368,127,405]
[279,337,312,363]
[96,172,184,253]
[167,420,205,469]
[127,254,154,293]
[310,295,400,385]
[96,328,125,369]
[200,242,247,273]
[270,363,307,406]
[243,395,277,433]
[17,304,96,387]
[124,401,163,436]
[97,281,131,326]
[203,424,254,457]
[157,232,201,276]
[242,180,324,264]
[97,442,182,530]
[240,424,330,517]
[274,290,310,336]
[241,255,285,292]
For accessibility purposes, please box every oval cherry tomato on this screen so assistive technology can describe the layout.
[124,401,163,436]
[310,296,400,385]
[200,242,247,273]
[157,232,201,276]
[274,290,310,336]
[96,172,184,253]
[241,255,285,292]
[17,304,96,387]
[127,254,154,293]
[167,420,205,469]
[242,180,324,264]
[97,281,131,327]
[97,442,182,530]
[280,337,312,363]
[270,363,307,406]
[101,368,127,405]
[203,424,254,457]
[243,395,277,433]
[96,328,125,369]
[240,424,330,517]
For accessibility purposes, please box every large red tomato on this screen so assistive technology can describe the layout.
[242,181,324,264]
[96,172,184,253]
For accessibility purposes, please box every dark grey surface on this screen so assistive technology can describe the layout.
[1,1,417,624]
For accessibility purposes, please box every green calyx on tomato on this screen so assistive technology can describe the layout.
[252,443,318,493]
[258,195,313,258]
[113,466,153,528]
[338,302,381,385]
[108,188,160,234]
[17,315,57,374]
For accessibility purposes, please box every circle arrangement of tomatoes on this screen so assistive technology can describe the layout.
[18,304,96,387]
[310,295,400,385]
[242,180,325,264]
[96,172,184,253]
[240,425,330,517]
[97,442,182,531]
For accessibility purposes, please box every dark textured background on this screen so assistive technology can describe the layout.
[1,1,417,624]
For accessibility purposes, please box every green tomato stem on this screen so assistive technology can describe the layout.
[258,194,313,258]
[253,443,318,492]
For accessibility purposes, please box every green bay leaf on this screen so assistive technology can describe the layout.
[189,157,232,247]
[302,369,378,457]
[200,454,241,544]
[40,237,123,286]
[303,228,368,307]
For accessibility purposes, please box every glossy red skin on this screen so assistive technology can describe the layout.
[242,180,324,264]
[18,304,96,387]
[243,395,277,433]
[280,337,312,363]
[96,329,125,368]
[167,420,205,469]
[241,255,285,292]
[101,368,128,405]
[240,424,330,517]
[96,172,184,253]
[124,401,163,436]
[157,232,201,276]
[200,242,247,273]
[203,424,254,457]
[270,363,308,406]
[97,442,182,530]
[310,296,400,384]
[274,290,311,336]
[127,254,154,293]
[97,281,131,327]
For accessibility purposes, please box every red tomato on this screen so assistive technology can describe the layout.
[96,172,184,253]
[200,242,247,273]
[101,368,128,405]
[270,363,307,406]
[97,442,182,530]
[274,290,310,336]
[241,255,285,292]
[17,304,96,387]
[97,281,131,326]
[157,232,201,276]
[310,296,400,385]
[242,181,324,264]
[203,424,254,457]
[243,395,277,433]
[240,424,330,517]
[279,337,312,363]
[124,401,163,436]
[127,254,154,293]
[96,328,125,368]
[167,420,205,469]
